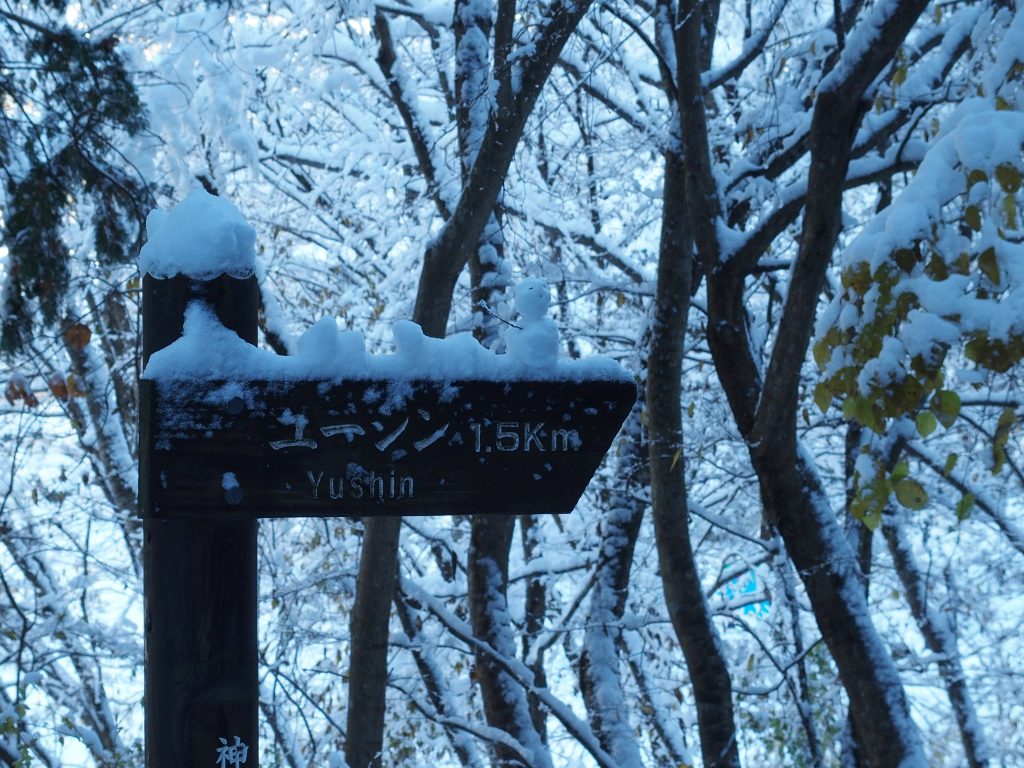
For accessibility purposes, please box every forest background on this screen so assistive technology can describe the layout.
[1,0,1023,766]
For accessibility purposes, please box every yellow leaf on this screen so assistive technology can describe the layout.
[861,506,882,530]
[894,246,919,272]
[895,478,928,510]
[965,205,982,231]
[812,339,830,367]
[814,382,832,414]
[955,493,974,520]
[979,247,1000,285]
[996,406,1015,437]
[931,390,961,428]
[66,373,87,398]
[1004,194,1018,229]
[669,448,682,473]
[996,163,1022,193]
[943,453,958,476]
[967,169,988,186]
[63,323,91,350]
[47,372,68,401]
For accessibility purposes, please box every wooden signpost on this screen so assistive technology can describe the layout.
[142,273,259,768]
[140,378,633,518]
[140,272,635,766]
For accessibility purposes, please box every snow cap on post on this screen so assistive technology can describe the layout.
[138,188,257,279]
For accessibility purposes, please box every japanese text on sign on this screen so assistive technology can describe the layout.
[216,737,248,768]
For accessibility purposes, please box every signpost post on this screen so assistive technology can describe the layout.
[139,233,634,766]
[142,273,259,768]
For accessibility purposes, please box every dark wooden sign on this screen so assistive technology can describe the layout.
[140,377,636,518]
[139,269,636,768]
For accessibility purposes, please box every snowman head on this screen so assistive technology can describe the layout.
[515,277,551,322]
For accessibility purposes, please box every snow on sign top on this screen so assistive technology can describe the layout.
[138,195,630,384]
[138,188,257,279]
[142,301,631,384]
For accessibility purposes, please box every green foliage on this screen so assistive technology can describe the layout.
[814,112,1024,527]
[0,14,151,354]
[894,477,928,510]
[931,390,961,428]
[849,464,889,529]
[955,493,975,520]
[943,452,958,475]
[915,410,937,436]
[814,254,952,437]
[816,119,1024,526]
[848,452,932,528]
[992,407,1016,473]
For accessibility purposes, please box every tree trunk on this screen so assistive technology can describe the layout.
[457,0,510,349]
[671,0,931,756]
[883,517,990,767]
[345,516,401,768]
[750,444,922,766]
[347,5,595,761]
[412,0,595,332]
[840,420,874,767]
[647,148,740,768]
[468,514,551,768]
[579,405,645,767]
[772,537,825,767]
[394,587,482,767]
[519,514,549,742]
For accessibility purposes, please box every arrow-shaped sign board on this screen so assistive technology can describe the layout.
[140,377,636,518]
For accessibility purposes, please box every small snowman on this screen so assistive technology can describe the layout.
[506,277,559,369]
